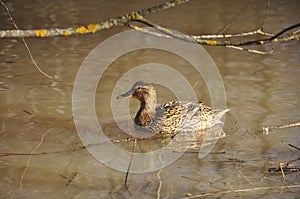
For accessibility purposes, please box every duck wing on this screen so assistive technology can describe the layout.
[151,101,229,133]
[151,101,200,134]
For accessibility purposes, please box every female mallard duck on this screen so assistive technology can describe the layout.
[117,81,229,135]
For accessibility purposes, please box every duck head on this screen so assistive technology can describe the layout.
[116,81,157,126]
[116,81,156,106]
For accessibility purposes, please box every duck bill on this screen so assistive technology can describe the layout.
[116,90,134,99]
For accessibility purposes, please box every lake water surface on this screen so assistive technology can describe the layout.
[0,0,299,198]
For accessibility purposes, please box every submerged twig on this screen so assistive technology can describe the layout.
[238,168,254,185]
[59,172,79,186]
[266,143,300,180]
[124,138,136,186]
[0,137,133,157]
[65,172,79,186]
[268,167,300,173]
[12,129,52,198]
[288,144,300,151]
[124,123,137,187]
[0,132,203,157]
[218,0,252,34]
[22,109,33,115]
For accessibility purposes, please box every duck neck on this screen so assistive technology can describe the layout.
[134,97,156,126]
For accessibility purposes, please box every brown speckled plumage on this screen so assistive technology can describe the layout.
[117,81,229,135]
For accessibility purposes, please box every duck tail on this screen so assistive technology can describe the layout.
[209,108,230,127]
[214,108,230,120]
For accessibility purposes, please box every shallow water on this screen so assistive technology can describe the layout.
[1,0,300,198]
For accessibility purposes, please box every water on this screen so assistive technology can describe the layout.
[1,0,299,198]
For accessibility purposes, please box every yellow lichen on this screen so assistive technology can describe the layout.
[130,12,143,20]
[133,26,141,30]
[206,40,217,45]
[75,24,100,34]
[36,29,47,37]
[76,26,88,34]
[87,24,99,33]
[63,30,70,36]
[259,41,264,44]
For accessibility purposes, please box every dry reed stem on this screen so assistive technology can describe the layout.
[185,184,300,198]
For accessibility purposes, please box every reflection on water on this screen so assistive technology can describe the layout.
[1,0,300,198]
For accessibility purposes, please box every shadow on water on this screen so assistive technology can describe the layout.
[0,0,300,198]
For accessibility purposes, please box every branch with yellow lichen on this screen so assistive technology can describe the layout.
[0,0,190,38]
[0,0,299,55]
[129,15,300,54]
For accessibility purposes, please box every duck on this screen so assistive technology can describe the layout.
[116,81,229,136]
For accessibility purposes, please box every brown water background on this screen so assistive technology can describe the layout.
[0,0,299,198]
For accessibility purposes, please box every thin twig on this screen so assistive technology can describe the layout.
[218,0,252,34]
[262,121,300,135]
[288,144,300,151]
[279,163,286,182]
[65,172,79,186]
[237,167,254,185]
[124,122,137,186]
[260,0,271,29]
[13,129,52,198]
[21,38,53,79]
[0,0,53,79]
[283,157,300,168]
[124,139,136,186]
